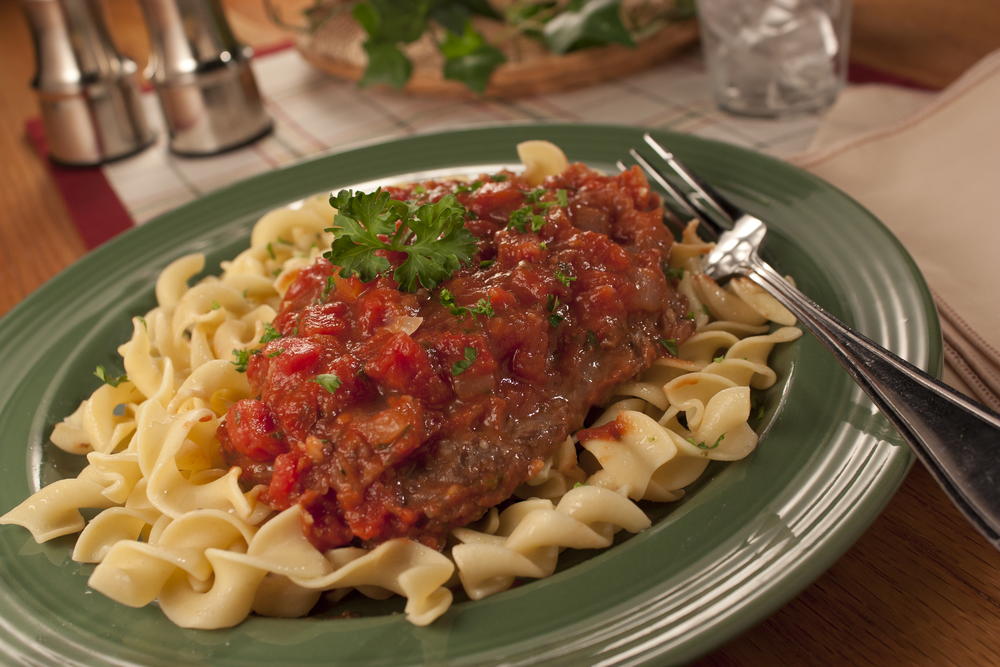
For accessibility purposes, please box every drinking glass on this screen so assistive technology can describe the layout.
[698,0,852,117]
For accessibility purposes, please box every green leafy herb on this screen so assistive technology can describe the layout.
[713,355,725,363]
[439,23,506,93]
[260,323,282,344]
[525,188,546,203]
[266,349,285,358]
[573,481,586,488]
[490,173,509,182]
[658,337,679,356]
[684,311,697,321]
[324,188,475,292]
[277,237,292,245]
[136,316,147,330]
[210,300,221,311]
[231,348,258,373]
[586,330,598,348]
[440,288,494,319]
[479,259,495,269]
[440,288,464,316]
[663,265,685,280]
[266,242,276,260]
[554,267,577,287]
[544,0,634,54]
[94,365,128,387]
[547,295,565,327]
[454,180,484,194]
[539,241,548,250]
[556,189,569,207]
[451,346,478,375]
[686,433,725,450]
[352,0,504,92]
[507,206,546,233]
[323,274,336,298]
[471,298,495,318]
[311,373,342,393]
[412,183,427,196]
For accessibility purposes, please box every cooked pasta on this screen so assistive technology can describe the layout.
[1,144,799,628]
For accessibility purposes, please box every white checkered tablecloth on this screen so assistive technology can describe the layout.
[104,47,822,224]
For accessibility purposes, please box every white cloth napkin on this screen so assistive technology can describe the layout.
[791,49,1000,409]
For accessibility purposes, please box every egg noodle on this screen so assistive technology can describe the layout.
[1,144,800,628]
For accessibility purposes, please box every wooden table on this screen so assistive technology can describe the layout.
[0,2,997,665]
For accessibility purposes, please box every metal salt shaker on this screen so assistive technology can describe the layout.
[138,0,273,156]
[20,0,156,166]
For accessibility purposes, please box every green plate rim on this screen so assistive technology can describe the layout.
[0,123,940,665]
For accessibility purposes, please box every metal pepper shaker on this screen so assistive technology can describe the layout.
[20,0,156,166]
[138,0,273,156]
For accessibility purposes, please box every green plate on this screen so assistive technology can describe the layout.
[0,124,939,665]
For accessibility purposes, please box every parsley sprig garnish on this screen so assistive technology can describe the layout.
[324,188,476,292]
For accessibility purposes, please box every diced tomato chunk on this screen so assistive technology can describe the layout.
[223,399,287,461]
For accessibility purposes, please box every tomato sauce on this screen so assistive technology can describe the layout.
[218,164,695,550]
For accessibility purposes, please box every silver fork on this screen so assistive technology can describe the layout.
[626,133,1000,550]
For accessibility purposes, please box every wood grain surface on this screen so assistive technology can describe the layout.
[0,1,997,664]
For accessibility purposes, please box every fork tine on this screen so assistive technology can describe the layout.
[642,133,742,230]
[625,149,705,228]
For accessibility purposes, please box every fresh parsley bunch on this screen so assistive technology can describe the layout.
[324,189,476,292]
[273,0,694,93]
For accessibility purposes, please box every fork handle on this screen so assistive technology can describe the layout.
[748,258,1000,548]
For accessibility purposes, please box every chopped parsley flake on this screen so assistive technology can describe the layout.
[440,289,494,319]
[231,348,258,373]
[686,433,726,450]
[210,300,221,310]
[469,298,495,318]
[586,330,598,348]
[277,237,292,245]
[556,189,569,207]
[508,206,546,233]
[94,365,128,387]
[684,311,697,321]
[658,338,679,356]
[439,288,464,316]
[259,323,282,344]
[547,295,565,327]
[136,316,147,329]
[479,259,495,269]
[311,373,342,393]
[266,349,284,358]
[455,180,484,194]
[664,265,685,281]
[412,184,427,196]
[266,242,276,260]
[490,173,508,182]
[554,267,577,287]
[713,355,725,363]
[323,274,336,298]
[451,346,478,376]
